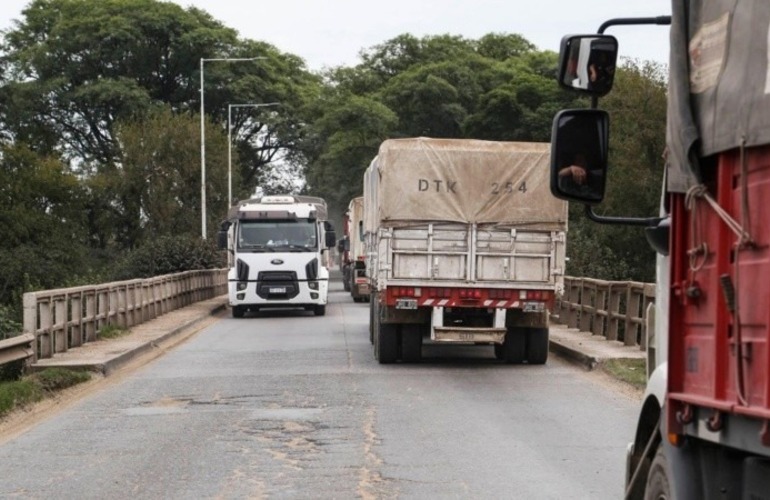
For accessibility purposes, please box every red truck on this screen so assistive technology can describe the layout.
[550,4,770,498]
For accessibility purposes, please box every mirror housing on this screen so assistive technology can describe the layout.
[550,109,609,205]
[558,34,618,97]
[324,221,336,249]
[337,236,350,253]
[217,230,228,250]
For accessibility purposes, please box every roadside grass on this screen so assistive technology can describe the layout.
[98,324,128,339]
[600,358,647,390]
[0,368,91,419]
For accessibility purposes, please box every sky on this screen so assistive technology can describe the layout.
[0,0,672,71]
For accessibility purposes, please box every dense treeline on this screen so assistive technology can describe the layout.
[0,0,666,335]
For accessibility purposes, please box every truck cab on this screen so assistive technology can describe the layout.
[218,195,336,318]
[550,11,770,498]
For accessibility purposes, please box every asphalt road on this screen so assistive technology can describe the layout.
[0,280,641,499]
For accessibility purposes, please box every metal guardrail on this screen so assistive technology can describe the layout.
[553,276,656,350]
[2,269,228,368]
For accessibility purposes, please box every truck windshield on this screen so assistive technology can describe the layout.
[238,220,317,251]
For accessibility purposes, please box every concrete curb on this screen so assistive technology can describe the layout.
[549,340,600,371]
[100,302,226,375]
[30,301,227,376]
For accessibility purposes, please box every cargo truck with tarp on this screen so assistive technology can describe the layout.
[549,4,770,497]
[364,137,568,364]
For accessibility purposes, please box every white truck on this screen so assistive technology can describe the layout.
[364,138,568,364]
[218,195,336,318]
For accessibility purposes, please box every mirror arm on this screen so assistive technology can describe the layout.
[584,205,663,227]
[597,16,672,34]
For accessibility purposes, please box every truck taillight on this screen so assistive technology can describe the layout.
[459,288,482,299]
[427,288,452,298]
[517,290,551,301]
[391,286,421,298]
[489,289,513,299]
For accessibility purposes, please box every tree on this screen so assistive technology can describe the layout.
[303,94,398,214]
[302,32,572,217]
[108,106,229,246]
[0,143,89,308]
[0,0,240,164]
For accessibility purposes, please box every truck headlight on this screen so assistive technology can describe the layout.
[236,282,247,291]
[308,281,319,290]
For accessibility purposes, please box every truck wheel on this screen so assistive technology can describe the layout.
[645,445,671,500]
[400,324,422,363]
[314,305,326,316]
[378,322,398,364]
[502,329,526,364]
[232,305,245,318]
[369,295,376,344]
[343,268,351,291]
[526,327,549,365]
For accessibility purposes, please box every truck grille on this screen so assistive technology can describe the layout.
[256,271,299,299]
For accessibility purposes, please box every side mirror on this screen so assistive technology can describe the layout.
[550,108,609,205]
[217,230,228,250]
[558,34,618,97]
[324,221,336,249]
[358,221,364,242]
[325,230,336,249]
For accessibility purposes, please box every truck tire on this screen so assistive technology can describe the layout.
[314,304,326,316]
[378,321,398,364]
[232,305,245,318]
[525,327,549,364]
[502,328,526,364]
[343,267,351,291]
[369,294,376,344]
[400,324,422,363]
[645,445,671,500]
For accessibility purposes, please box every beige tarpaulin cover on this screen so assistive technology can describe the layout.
[371,138,567,229]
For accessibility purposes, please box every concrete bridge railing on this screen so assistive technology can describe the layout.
[15,269,227,366]
[553,276,656,351]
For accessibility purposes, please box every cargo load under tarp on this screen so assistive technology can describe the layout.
[667,0,770,192]
[369,138,567,229]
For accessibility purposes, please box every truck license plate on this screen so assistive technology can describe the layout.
[523,301,545,312]
[269,287,287,294]
[395,298,418,310]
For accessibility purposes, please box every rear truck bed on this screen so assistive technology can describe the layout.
[370,222,564,364]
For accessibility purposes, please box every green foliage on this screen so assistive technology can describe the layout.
[110,106,229,245]
[0,368,91,417]
[31,367,91,392]
[0,305,22,340]
[1,0,238,162]
[0,379,42,417]
[98,324,128,340]
[0,143,90,307]
[601,359,647,390]
[111,235,224,280]
[303,33,576,218]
